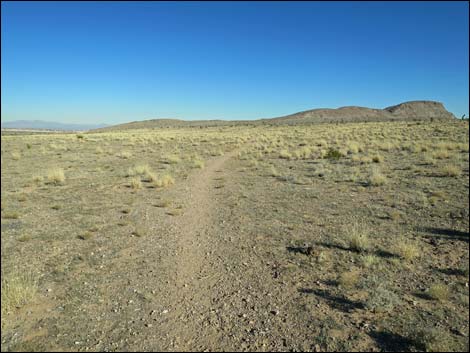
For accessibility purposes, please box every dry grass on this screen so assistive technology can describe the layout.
[154,199,171,208]
[393,238,420,261]
[361,254,380,268]
[279,150,292,159]
[167,155,181,164]
[145,171,158,183]
[368,167,387,186]
[118,151,132,159]
[130,177,142,189]
[269,165,280,177]
[347,221,370,252]
[11,152,21,160]
[432,149,449,159]
[1,271,37,318]
[166,208,182,216]
[132,226,146,237]
[47,167,65,185]
[128,164,151,176]
[338,269,360,288]
[32,174,44,184]
[78,232,94,240]
[440,164,461,177]
[153,174,175,188]
[2,211,19,220]
[192,159,205,169]
[427,283,450,301]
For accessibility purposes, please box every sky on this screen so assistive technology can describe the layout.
[1,1,469,124]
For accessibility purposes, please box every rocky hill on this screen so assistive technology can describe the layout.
[93,100,456,131]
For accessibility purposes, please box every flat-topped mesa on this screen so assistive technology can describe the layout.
[384,100,456,120]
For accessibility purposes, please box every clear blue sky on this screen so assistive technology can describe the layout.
[1,1,469,124]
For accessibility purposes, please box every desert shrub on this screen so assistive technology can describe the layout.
[324,148,342,160]
[372,154,383,163]
[364,284,401,312]
[409,328,457,352]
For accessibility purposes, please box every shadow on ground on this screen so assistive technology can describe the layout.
[418,227,469,242]
[368,331,415,352]
[298,288,364,313]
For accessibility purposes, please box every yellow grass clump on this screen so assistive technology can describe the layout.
[347,221,370,252]
[1,271,37,317]
[440,164,461,177]
[47,168,65,185]
[368,167,387,186]
[130,177,142,189]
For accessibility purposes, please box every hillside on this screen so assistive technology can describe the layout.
[92,100,456,132]
[268,101,456,124]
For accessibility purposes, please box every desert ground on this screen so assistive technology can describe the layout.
[1,120,469,351]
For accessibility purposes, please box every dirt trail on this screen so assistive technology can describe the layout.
[152,151,238,350]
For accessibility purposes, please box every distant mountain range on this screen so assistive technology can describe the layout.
[1,120,108,131]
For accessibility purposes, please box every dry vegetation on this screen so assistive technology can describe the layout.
[1,120,468,351]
